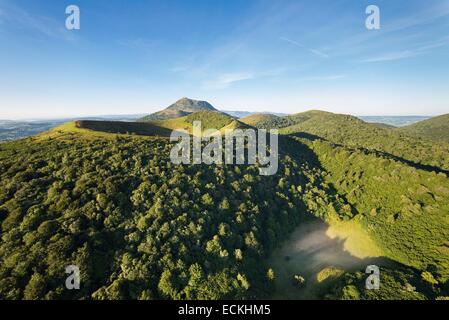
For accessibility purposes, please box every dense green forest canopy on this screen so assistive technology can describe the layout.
[1,110,449,300]
[0,125,341,299]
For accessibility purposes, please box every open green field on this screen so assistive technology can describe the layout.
[268,219,395,299]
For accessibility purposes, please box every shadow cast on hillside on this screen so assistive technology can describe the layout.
[278,135,354,213]
[287,132,449,176]
[271,135,418,299]
[270,217,402,300]
[76,120,173,137]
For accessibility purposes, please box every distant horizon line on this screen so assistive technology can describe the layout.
[0,111,438,122]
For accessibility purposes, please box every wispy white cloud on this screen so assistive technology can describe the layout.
[280,37,329,58]
[358,51,417,63]
[0,4,76,42]
[358,36,449,63]
[324,2,449,62]
[202,72,254,90]
[385,2,449,33]
[117,38,155,51]
[168,4,318,81]
[416,36,449,51]
[204,71,345,89]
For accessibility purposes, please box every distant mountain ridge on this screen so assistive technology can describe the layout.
[139,97,217,121]
[0,97,444,143]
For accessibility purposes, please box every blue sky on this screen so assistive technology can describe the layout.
[0,0,448,119]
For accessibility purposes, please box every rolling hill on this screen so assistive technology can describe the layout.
[146,110,251,136]
[154,110,241,132]
[399,114,449,143]
[41,112,248,139]
[239,114,280,127]
[245,110,449,173]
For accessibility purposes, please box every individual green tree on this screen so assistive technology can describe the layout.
[201,193,214,206]
[267,268,275,281]
[219,198,230,210]
[234,249,243,261]
[158,270,178,299]
[23,273,46,300]
[237,273,250,290]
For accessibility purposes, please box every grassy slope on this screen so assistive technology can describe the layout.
[40,112,248,140]
[36,122,131,140]
[153,111,249,135]
[268,219,385,300]
[139,109,190,121]
[399,114,449,143]
[325,215,383,259]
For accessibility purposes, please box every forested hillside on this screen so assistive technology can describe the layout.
[239,114,280,127]
[293,136,449,276]
[0,124,351,299]
[1,109,448,300]
[248,110,449,172]
[152,110,246,134]
[399,114,449,143]
[269,134,449,300]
